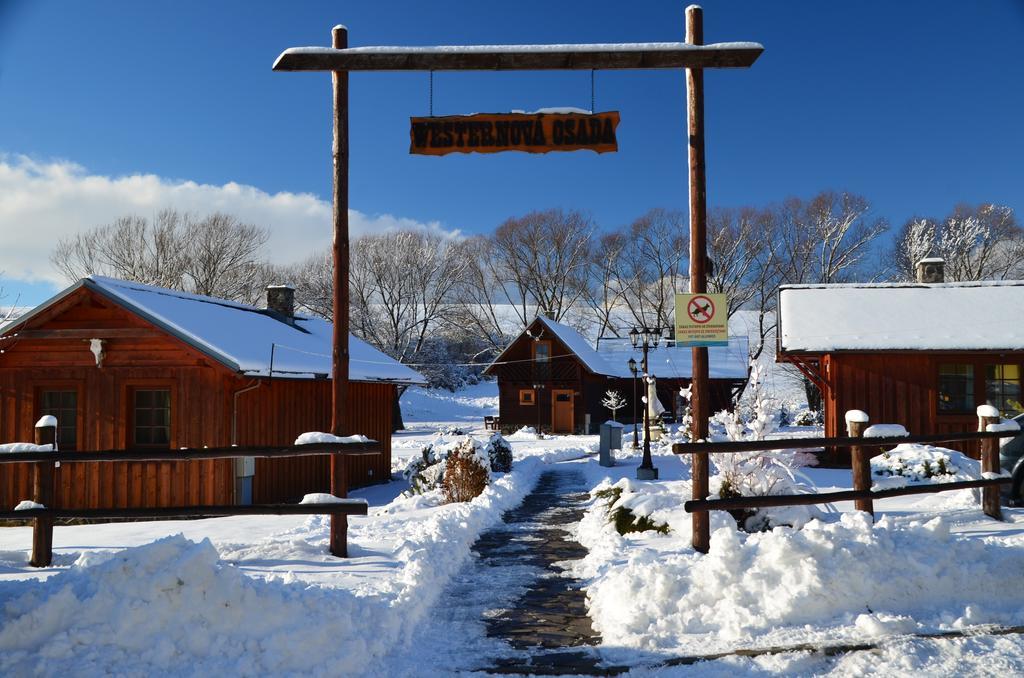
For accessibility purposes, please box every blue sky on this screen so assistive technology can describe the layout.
[1,0,1022,306]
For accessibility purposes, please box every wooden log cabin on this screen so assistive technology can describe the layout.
[777,259,1024,460]
[483,316,749,434]
[0,276,425,509]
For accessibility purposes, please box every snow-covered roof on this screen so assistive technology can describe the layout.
[489,316,749,380]
[779,281,1024,352]
[6,277,427,384]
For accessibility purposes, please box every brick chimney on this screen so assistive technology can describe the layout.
[915,257,945,284]
[266,284,295,318]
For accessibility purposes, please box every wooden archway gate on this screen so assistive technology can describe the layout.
[273,6,763,555]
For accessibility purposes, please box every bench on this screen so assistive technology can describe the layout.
[484,416,501,431]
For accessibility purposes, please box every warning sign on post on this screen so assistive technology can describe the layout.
[674,293,728,347]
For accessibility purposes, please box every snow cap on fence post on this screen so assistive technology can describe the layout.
[976,404,1000,420]
[34,416,57,450]
[844,409,869,431]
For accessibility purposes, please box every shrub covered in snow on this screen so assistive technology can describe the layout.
[872,444,979,486]
[593,486,669,536]
[485,432,513,473]
[442,438,490,503]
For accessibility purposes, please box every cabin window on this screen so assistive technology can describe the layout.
[937,363,974,414]
[132,389,171,448]
[533,340,551,380]
[39,390,78,451]
[519,389,535,406]
[986,364,1023,418]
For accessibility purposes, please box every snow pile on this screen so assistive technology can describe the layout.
[0,456,552,675]
[577,511,1024,655]
[871,444,979,488]
[13,500,44,510]
[989,419,1021,434]
[506,426,540,440]
[294,432,371,445]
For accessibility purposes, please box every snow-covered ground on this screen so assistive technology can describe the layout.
[2,380,1023,675]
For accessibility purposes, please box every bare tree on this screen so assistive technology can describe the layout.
[617,208,688,330]
[776,191,888,286]
[51,209,272,303]
[890,204,1021,282]
[456,209,593,345]
[580,231,630,342]
[891,217,937,281]
[707,206,766,318]
[346,230,470,363]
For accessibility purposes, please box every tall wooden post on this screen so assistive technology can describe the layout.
[686,4,711,554]
[31,417,56,567]
[330,25,351,558]
[846,414,873,517]
[979,410,1002,520]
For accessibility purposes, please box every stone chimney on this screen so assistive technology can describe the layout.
[266,284,295,318]
[915,257,945,284]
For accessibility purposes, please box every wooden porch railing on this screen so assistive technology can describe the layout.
[673,407,1014,553]
[1,419,377,567]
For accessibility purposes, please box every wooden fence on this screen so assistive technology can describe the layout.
[673,409,1013,553]
[0,420,377,566]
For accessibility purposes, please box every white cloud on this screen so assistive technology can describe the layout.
[0,155,457,285]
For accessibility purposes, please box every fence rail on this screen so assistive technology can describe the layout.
[673,406,1013,553]
[1,421,379,566]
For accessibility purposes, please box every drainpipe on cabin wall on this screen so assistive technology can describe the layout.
[232,380,261,505]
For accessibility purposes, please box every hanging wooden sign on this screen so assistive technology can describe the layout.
[410,111,619,156]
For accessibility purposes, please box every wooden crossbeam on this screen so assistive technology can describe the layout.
[0,442,382,464]
[273,41,763,72]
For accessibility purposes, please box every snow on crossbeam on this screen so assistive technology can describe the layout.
[295,432,372,445]
[273,41,764,72]
[864,424,909,438]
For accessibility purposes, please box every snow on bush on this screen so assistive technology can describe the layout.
[708,364,821,532]
[441,439,490,503]
[577,511,1024,656]
[592,482,669,536]
[506,426,542,441]
[872,444,979,487]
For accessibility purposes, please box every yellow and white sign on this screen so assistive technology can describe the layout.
[674,293,728,347]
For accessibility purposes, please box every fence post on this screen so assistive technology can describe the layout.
[692,446,709,553]
[329,455,350,558]
[845,410,873,518]
[31,416,57,568]
[978,405,1002,520]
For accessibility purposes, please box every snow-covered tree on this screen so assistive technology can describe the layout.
[601,389,626,422]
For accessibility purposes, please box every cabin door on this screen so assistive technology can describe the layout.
[551,389,574,434]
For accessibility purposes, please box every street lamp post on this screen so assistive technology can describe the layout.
[630,326,662,481]
[628,357,640,449]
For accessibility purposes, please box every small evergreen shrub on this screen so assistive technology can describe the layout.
[485,432,513,473]
[442,439,490,503]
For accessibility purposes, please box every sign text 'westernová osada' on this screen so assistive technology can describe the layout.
[410,111,619,156]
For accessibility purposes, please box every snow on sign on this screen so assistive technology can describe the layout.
[674,292,728,347]
[409,111,619,155]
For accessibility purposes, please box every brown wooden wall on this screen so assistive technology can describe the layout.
[238,379,393,503]
[0,286,394,509]
[820,351,1024,459]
